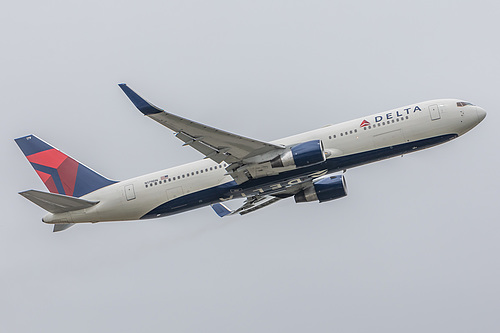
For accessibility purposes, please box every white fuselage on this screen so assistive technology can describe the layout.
[43,99,486,224]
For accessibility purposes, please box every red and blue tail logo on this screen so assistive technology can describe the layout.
[15,135,117,197]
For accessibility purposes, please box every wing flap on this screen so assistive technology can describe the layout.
[239,197,282,216]
[19,190,99,214]
[211,196,283,217]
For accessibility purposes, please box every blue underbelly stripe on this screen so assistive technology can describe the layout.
[141,134,457,219]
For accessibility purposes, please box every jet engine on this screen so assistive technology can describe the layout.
[270,140,326,169]
[294,175,347,203]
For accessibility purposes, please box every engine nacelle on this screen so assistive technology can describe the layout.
[270,140,326,169]
[294,175,347,203]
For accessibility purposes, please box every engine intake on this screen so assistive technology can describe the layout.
[271,140,326,169]
[294,175,347,203]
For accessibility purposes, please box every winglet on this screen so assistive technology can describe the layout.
[211,203,233,217]
[118,84,163,115]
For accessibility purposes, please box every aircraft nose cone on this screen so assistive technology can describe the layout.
[476,106,487,122]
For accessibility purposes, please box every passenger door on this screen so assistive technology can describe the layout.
[124,184,136,201]
[429,104,441,120]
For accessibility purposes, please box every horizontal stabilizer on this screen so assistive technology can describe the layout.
[53,223,75,232]
[19,190,99,214]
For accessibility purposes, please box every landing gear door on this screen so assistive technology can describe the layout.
[429,104,441,120]
[125,184,136,201]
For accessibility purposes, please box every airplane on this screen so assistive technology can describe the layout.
[15,84,486,232]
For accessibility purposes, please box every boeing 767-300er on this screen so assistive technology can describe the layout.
[15,84,486,232]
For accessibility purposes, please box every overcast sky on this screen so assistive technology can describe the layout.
[1,0,499,332]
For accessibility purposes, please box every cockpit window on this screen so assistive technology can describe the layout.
[457,101,474,107]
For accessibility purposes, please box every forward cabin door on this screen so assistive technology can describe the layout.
[429,104,441,120]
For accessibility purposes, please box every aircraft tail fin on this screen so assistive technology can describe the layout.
[15,135,117,197]
[19,190,99,214]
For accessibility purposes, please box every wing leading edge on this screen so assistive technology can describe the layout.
[119,84,284,166]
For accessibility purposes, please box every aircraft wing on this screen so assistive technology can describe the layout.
[119,84,284,165]
[210,174,320,217]
[212,196,284,217]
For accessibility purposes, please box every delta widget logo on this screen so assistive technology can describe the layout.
[360,120,370,127]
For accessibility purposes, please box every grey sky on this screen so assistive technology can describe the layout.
[1,0,499,332]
